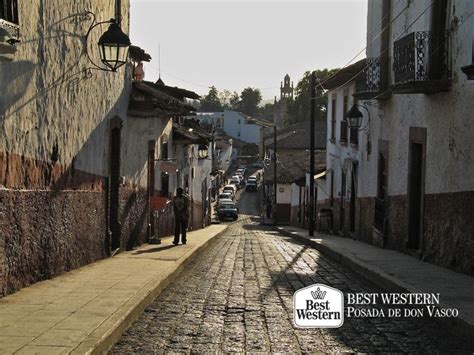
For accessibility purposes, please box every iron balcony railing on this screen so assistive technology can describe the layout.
[393,31,446,84]
[356,57,381,93]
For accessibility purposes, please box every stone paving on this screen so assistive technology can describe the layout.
[111,191,473,353]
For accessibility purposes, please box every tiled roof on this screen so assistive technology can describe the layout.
[128,81,197,118]
[264,120,327,150]
[263,150,326,184]
[323,58,366,90]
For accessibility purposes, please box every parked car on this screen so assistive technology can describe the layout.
[218,192,233,202]
[234,174,245,187]
[245,180,258,192]
[236,168,246,176]
[247,176,257,183]
[229,177,241,188]
[217,202,239,221]
[223,184,237,196]
[217,198,233,208]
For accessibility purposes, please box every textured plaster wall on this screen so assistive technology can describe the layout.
[0,0,131,187]
[354,0,474,275]
[365,0,474,196]
[0,1,138,296]
[0,190,107,296]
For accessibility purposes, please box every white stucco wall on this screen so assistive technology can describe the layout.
[188,111,263,144]
[277,183,292,204]
[362,0,474,197]
[326,83,369,200]
[0,1,131,181]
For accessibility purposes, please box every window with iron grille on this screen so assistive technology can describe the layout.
[340,96,348,142]
[0,0,18,24]
[330,98,336,141]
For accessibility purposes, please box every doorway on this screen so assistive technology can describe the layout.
[339,171,346,234]
[109,126,122,251]
[407,128,426,250]
[349,163,357,233]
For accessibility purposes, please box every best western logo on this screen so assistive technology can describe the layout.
[293,284,344,328]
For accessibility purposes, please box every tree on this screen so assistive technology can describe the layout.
[199,86,223,112]
[237,87,262,116]
[287,68,338,124]
[258,102,275,122]
[228,91,240,110]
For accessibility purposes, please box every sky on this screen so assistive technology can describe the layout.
[130,0,368,101]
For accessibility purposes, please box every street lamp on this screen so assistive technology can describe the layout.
[345,102,372,156]
[345,103,370,130]
[85,14,131,72]
[197,144,209,159]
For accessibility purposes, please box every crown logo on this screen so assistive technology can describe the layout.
[311,287,327,300]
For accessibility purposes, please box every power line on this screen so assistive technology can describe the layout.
[311,0,436,103]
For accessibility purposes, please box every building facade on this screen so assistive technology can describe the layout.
[324,0,474,276]
[0,0,135,295]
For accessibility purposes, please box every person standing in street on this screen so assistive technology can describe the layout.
[172,187,189,245]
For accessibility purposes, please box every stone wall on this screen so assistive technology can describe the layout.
[118,187,148,250]
[353,193,474,276]
[0,189,107,296]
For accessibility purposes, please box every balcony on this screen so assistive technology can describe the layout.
[392,31,450,94]
[354,57,390,100]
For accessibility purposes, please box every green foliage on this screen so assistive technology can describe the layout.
[199,86,223,112]
[287,68,339,125]
[237,87,262,116]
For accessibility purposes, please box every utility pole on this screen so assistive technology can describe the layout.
[309,71,316,237]
[273,125,277,226]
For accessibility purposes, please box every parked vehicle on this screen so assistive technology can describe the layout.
[223,184,237,196]
[236,168,246,176]
[245,180,258,192]
[217,202,239,221]
[234,174,245,187]
[218,192,233,202]
[217,198,233,207]
[229,178,240,189]
[247,176,257,183]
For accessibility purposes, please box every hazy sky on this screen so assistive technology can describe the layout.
[130,0,368,100]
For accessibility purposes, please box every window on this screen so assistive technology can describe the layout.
[160,172,169,197]
[161,140,168,160]
[330,97,336,141]
[340,96,348,142]
[0,0,19,24]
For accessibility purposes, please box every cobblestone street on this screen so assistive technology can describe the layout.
[111,191,472,353]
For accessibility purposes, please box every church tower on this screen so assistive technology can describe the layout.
[273,74,294,128]
[280,74,294,100]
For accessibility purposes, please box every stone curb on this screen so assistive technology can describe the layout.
[273,226,474,344]
[71,225,229,355]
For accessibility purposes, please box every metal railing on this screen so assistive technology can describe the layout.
[393,31,431,84]
[356,57,382,94]
[153,200,175,239]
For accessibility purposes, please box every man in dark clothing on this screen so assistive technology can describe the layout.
[172,187,189,245]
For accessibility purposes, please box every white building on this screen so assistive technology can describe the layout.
[325,0,474,276]
[188,110,267,145]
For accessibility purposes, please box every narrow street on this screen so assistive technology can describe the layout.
[111,190,471,353]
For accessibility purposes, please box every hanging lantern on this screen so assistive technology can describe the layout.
[198,144,209,159]
[97,19,131,72]
[345,104,364,129]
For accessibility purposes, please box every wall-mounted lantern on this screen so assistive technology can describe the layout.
[345,104,365,130]
[345,103,372,157]
[198,144,209,159]
[85,14,131,72]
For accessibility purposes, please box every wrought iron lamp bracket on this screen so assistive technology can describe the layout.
[84,11,118,73]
